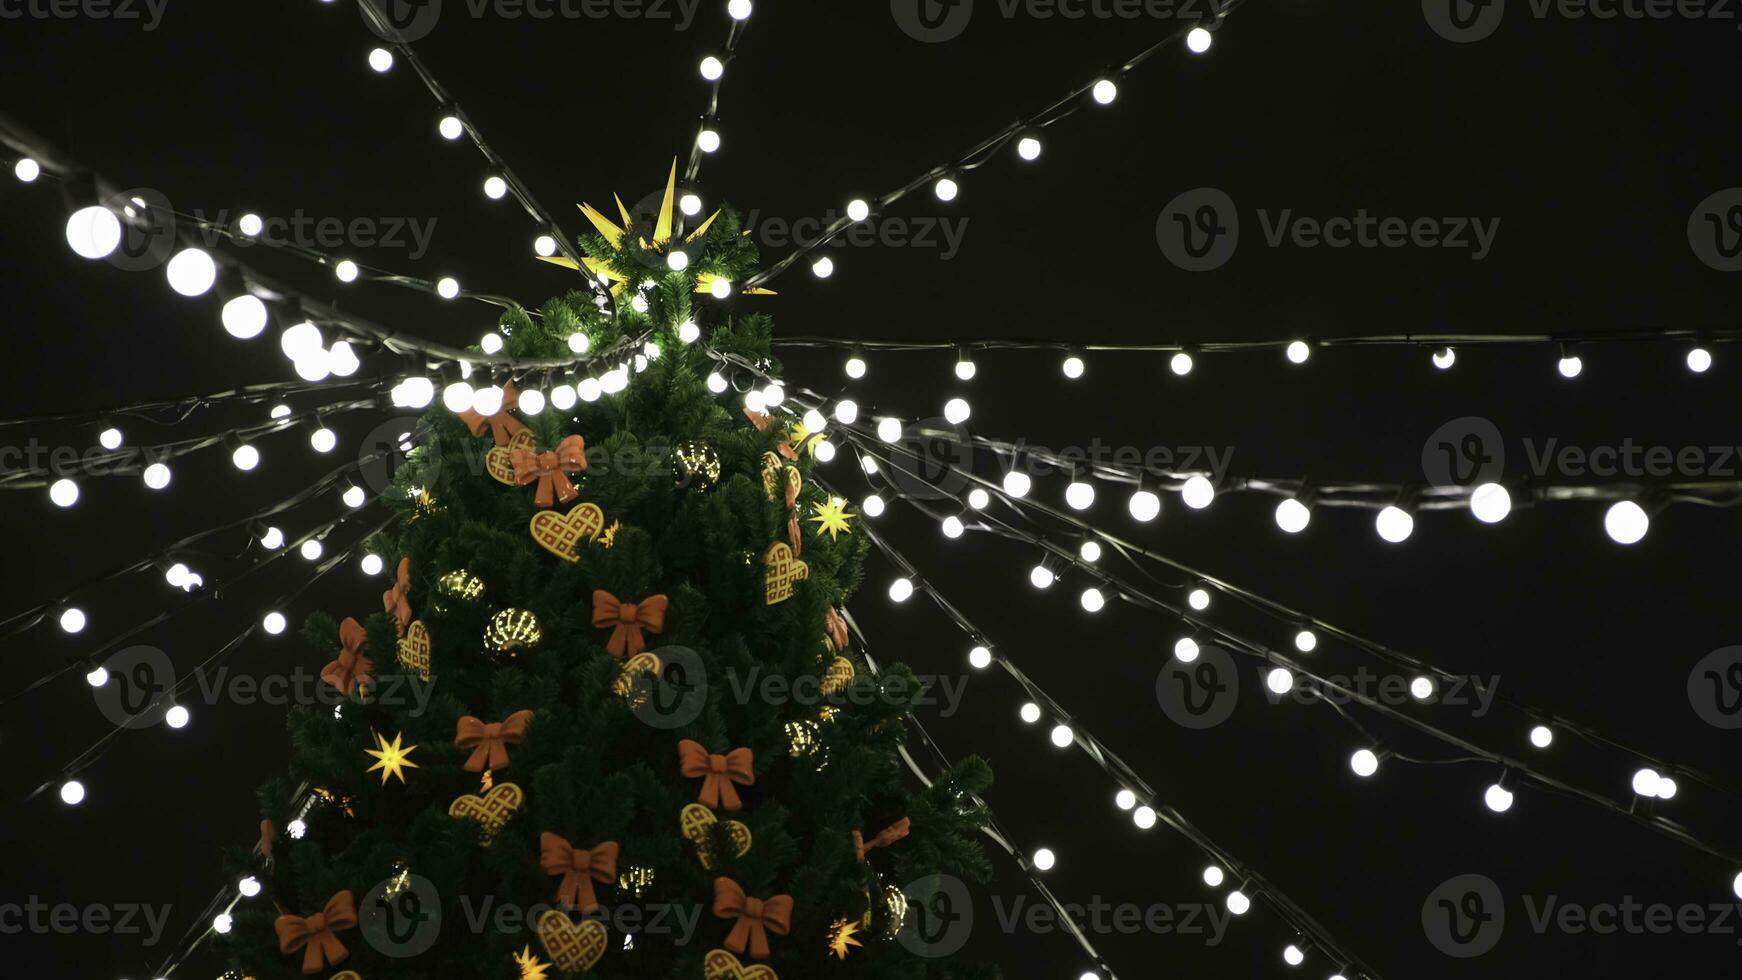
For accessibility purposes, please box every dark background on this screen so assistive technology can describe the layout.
[2,1,1740,977]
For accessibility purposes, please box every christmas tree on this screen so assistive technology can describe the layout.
[217,170,995,980]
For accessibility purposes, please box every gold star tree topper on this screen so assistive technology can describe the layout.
[809,497,857,541]
[365,730,420,785]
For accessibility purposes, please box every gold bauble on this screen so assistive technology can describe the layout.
[484,608,542,658]
[672,440,723,491]
[618,865,656,897]
[879,884,908,940]
[437,569,486,602]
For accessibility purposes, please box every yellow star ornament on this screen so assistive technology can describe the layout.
[827,918,864,959]
[514,945,551,980]
[365,730,420,785]
[810,497,857,541]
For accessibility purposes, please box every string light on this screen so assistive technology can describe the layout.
[1050,724,1075,749]
[728,0,752,18]
[1529,725,1554,749]
[1132,805,1157,829]
[680,193,703,216]
[1030,563,1055,589]
[1286,340,1311,364]
[1266,667,1295,695]
[98,427,123,450]
[1484,779,1515,814]
[1226,890,1251,915]
[944,397,971,424]
[699,55,725,81]
[230,441,261,471]
[1091,78,1119,105]
[238,213,264,236]
[258,526,284,550]
[49,478,79,508]
[1128,485,1161,523]
[1032,848,1057,871]
[1079,539,1102,562]
[1017,135,1043,160]
[436,276,461,299]
[1283,945,1306,967]
[59,607,87,633]
[438,114,464,140]
[1186,587,1210,611]
[1065,477,1095,511]
[165,704,191,729]
[59,780,85,806]
[862,493,886,517]
[967,488,990,510]
[1432,346,1456,369]
[1061,351,1085,378]
[300,539,324,561]
[698,129,721,153]
[1169,351,1194,376]
[1349,749,1380,778]
[876,417,902,443]
[941,515,965,538]
[85,665,108,687]
[238,876,262,898]
[368,47,394,72]
[1294,629,1317,653]
[1079,587,1106,612]
[333,259,360,283]
[66,204,122,259]
[222,294,269,339]
[1469,482,1511,523]
[1375,504,1414,543]
[483,174,509,200]
[1180,475,1215,510]
[1174,637,1200,663]
[549,383,577,410]
[1203,865,1225,887]
[1275,497,1311,534]
[1604,500,1650,544]
[14,157,42,182]
[934,176,960,202]
[1186,26,1215,53]
[888,577,915,602]
[262,612,287,635]
[142,462,172,490]
[1410,676,1435,700]
[1002,470,1032,498]
[165,248,217,297]
[969,645,993,669]
[1686,347,1713,373]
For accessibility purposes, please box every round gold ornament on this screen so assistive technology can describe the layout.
[672,440,723,491]
[437,569,486,602]
[483,608,542,661]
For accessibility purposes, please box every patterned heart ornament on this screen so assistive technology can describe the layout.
[486,429,538,486]
[537,909,607,974]
[330,973,363,980]
[703,948,780,980]
[529,502,607,563]
[680,803,752,870]
[447,782,524,846]
[762,541,809,606]
[397,620,431,681]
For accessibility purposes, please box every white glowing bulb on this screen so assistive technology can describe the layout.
[368,47,394,72]
[1432,346,1456,369]
[1631,768,1662,798]
[1294,629,1318,653]
[847,198,871,222]
[1687,347,1713,373]
[222,294,269,339]
[698,129,721,153]
[1275,498,1311,534]
[934,176,959,202]
[1203,865,1225,887]
[1266,667,1295,695]
[1032,848,1056,871]
[1186,26,1214,53]
[1170,352,1194,376]
[477,332,504,355]
[1091,78,1118,104]
[762,383,785,406]
[435,276,460,299]
[568,331,591,354]
[238,876,262,898]
[238,212,264,236]
[14,158,42,182]
[442,381,475,413]
[578,375,605,400]
[1605,500,1649,544]
[967,488,990,510]
[66,205,122,259]
[1187,587,1210,610]
[165,704,190,729]
[288,819,307,839]
[888,578,915,603]
[359,554,385,576]
[518,388,545,415]
[1065,481,1095,510]
[1020,702,1042,723]
[1530,725,1554,749]
[1350,749,1380,778]
[1484,784,1514,813]
[280,321,324,360]
[300,539,323,561]
[1226,890,1250,915]
[1283,945,1305,967]
[877,417,903,443]
[259,527,284,550]
[668,250,691,272]
[810,256,833,278]
[676,319,701,344]
[600,368,629,394]
[944,397,971,424]
[862,494,886,517]
[1002,470,1031,498]
[165,563,190,588]
[60,780,86,806]
[728,0,753,18]
[334,259,360,283]
[968,645,993,669]
[1376,505,1414,543]
[343,485,367,508]
[549,384,577,410]
[325,342,357,376]
[166,247,217,297]
[99,427,123,450]
[1174,637,1200,663]
[143,462,172,490]
[1050,724,1074,748]
[700,55,725,80]
[263,612,287,635]
[59,608,87,633]
[439,115,464,140]
[85,665,109,687]
[845,355,867,379]
[1557,355,1583,379]
[472,385,505,416]
[1469,482,1511,524]
[1080,540,1102,562]
[1733,872,1742,902]
[1061,354,1085,379]
[1080,587,1106,612]
[213,913,233,934]
[1286,340,1311,364]
[483,175,509,199]
[680,193,702,216]
[1410,676,1435,700]
[1029,564,1055,589]
[631,293,650,313]
[1128,488,1161,522]
[1017,136,1042,161]
[231,443,260,471]
[1181,475,1215,510]
[941,515,965,538]
[710,278,733,299]
[49,478,79,508]
[1132,805,1157,828]
[744,389,767,415]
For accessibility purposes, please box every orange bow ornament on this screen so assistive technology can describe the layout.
[454,709,535,772]
[591,590,668,658]
[274,890,358,975]
[825,607,849,651]
[539,833,619,912]
[457,380,527,446]
[382,558,412,636]
[743,405,771,432]
[853,817,912,862]
[320,617,375,697]
[678,740,755,811]
[712,878,793,959]
[787,512,802,557]
[260,819,276,863]
[513,435,588,508]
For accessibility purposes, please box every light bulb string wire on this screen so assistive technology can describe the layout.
[742,0,1247,289]
[0,376,386,430]
[682,9,750,188]
[839,606,1126,980]
[837,418,1742,799]
[0,398,380,490]
[21,509,393,807]
[353,0,617,319]
[771,330,1742,354]
[828,475,1380,979]
[0,114,623,372]
[837,428,1742,868]
[0,448,395,645]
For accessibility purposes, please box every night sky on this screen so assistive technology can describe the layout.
[2,1,1741,978]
